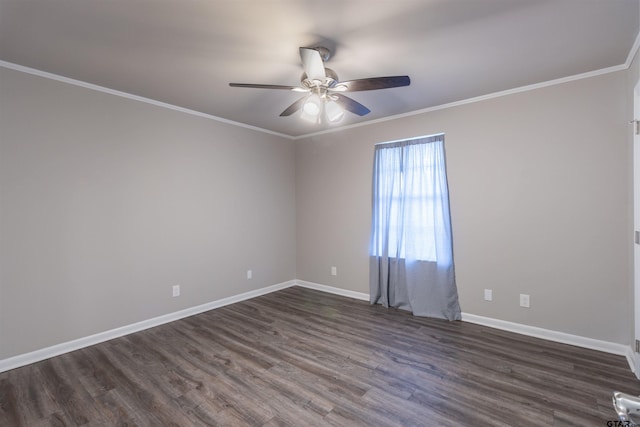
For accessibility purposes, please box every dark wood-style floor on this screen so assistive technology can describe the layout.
[1,286,639,426]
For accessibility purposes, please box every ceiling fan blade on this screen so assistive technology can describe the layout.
[299,47,326,81]
[280,97,307,116]
[229,83,304,91]
[331,76,410,92]
[333,94,371,116]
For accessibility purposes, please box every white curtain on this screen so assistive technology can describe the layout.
[369,134,461,320]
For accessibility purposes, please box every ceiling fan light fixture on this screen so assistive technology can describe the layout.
[324,99,344,123]
[301,94,322,122]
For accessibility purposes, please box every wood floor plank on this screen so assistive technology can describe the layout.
[2,364,58,426]
[38,357,104,425]
[1,286,638,426]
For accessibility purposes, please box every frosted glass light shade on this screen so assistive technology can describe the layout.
[303,94,321,114]
[325,100,344,123]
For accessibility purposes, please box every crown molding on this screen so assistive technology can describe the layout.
[0,60,294,140]
[2,27,638,142]
[294,63,629,140]
[625,29,640,68]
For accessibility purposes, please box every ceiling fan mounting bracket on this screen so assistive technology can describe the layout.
[312,46,331,62]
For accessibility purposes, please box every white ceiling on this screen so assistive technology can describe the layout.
[1,0,638,137]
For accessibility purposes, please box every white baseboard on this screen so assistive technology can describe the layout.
[2,279,635,376]
[293,282,636,372]
[461,312,631,357]
[465,312,637,377]
[0,280,296,373]
[626,346,639,378]
[294,280,370,301]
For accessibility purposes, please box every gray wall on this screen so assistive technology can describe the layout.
[0,67,296,359]
[296,70,631,344]
[0,62,634,360]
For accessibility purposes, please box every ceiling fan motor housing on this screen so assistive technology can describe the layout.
[301,68,339,90]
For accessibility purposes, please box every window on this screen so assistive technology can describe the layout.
[369,133,460,319]
[369,134,452,264]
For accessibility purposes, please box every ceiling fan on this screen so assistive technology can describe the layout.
[229,47,410,123]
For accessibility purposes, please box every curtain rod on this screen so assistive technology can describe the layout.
[375,133,445,146]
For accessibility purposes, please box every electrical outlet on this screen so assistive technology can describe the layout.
[484,289,493,301]
[519,293,530,308]
[247,270,252,280]
[172,284,180,297]
[331,266,337,276]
